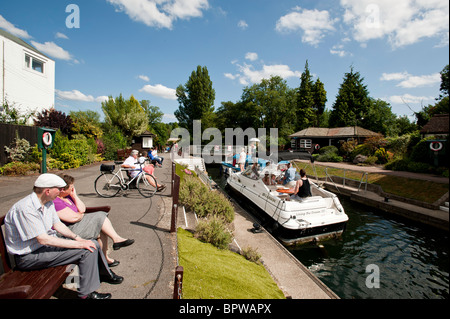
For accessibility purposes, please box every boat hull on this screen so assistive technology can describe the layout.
[226,173,348,245]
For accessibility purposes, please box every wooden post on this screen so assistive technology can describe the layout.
[173,266,184,299]
[170,174,180,233]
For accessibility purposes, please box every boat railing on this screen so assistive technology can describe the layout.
[324,167,369,193]
[292,160,369,194]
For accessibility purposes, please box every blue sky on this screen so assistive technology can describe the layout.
[1,0,448,124]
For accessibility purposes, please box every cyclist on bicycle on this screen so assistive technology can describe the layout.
[122,150,166,192]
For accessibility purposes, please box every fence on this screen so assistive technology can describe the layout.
[0,123,39,166]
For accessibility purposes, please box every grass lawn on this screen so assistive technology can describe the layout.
[177,228,285,299]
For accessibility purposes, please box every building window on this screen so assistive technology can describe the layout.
[142,137,153,148]
[300,139,312,148]
[25,54,44,73]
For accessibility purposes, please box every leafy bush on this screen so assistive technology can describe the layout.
[241,246,262,264]
[101,125,130,160]
[50,131,97,169]
[318,145,338,155]
[4,137,31,162]
[0,162,40,175]
[179,175,234,223]
[385,158,410,171]
[350,143,372,159]
[410,137,434,164]
[315,145,343,162]
[194,216,233,250]
[364,156,378,165]
[374,147,391,164]
[340,139,358,160]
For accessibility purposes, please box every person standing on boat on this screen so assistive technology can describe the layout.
[290,169,312,201]
[238,148,246,172]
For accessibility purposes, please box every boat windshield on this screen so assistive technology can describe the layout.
[241,164,261,180]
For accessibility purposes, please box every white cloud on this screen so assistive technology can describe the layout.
[55,32,69,40]
[139,84,177,100]
[387,93,435,105]
[233,63,301,85]
[238,20,248,30]
[276,6,337,46]
[0,14,32,39]
[107,0,209,30]
[341,0,449,48]
[56,89,108,103]
[31,41,74,61]
[245,52,258,61]
[138,75,150,82]
[330,44,352,57]
[224,73,238,80]
[380,72,441,88]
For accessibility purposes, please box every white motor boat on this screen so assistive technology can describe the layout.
[226,161,349,245]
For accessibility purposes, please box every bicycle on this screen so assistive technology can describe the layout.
[94,161,158,198]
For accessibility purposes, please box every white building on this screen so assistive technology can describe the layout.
[0,28,55,117]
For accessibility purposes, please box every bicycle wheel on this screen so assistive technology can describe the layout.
[137,172,158,198]
[94,173,122,198]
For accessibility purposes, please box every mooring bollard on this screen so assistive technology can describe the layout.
[173,265,184,299]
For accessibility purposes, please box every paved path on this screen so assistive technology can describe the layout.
[0,160,177,299]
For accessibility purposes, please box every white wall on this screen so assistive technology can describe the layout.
[1,35,55,117]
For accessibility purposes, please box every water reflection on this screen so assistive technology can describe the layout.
[288,197,449,299]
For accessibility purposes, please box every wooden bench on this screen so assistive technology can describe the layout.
[0,206,111,299]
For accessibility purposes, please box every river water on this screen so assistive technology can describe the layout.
[209,166,449,299]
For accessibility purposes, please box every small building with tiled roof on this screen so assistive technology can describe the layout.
[289,126,381,153]
[420,114,449,138]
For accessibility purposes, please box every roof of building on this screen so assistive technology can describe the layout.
[0,28,51,59]
[289,126,381,138]
[420,114,449,135]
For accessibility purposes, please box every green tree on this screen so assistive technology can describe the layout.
[175,65,216,133]
[296,61,315,130]
[312,78,327,126]
[364,98,398,136]
[241,76,296,147]
[34,108,73,136]
[329,67,371,128]
[216,100,261,132]
[439,64,449,99]
[70,110,103,139]
[414,64,449,127]
[102,94,148,137]
[141,100,164,127]
[295,61,327,129]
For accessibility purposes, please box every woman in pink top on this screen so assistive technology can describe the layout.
[54,174,134,267]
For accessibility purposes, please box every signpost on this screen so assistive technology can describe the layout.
[37,127,56,173]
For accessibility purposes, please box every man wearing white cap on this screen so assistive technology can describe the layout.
[4,173,123,299]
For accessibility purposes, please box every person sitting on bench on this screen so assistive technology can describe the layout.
[4,173,124,299]
[54,174,134,267]
[148,147,163,167]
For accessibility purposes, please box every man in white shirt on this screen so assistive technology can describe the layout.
[122,150,166,191]
[4,174,123,299]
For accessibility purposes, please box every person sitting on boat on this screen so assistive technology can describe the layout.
[281,162,296,188]
[289,169,312,201]
[262,172,276,185]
